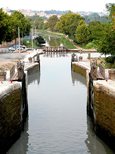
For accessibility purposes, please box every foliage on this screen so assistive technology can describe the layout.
[34,16,43,29]
[47,15,59,31]
[84,13,109,24]
[11,11,31,37]
[88,21,102,41]
[23,39,38,48]
[105,56,115,64]
[106,3,115,31]
[56,11,85,36]
[75,24,89,44]
[34,36,46,44]
[43,22,49,30]
[0,9,31,43]
[45,10,68,15]
[38,21,44,29]
[97,3,115,56]
[85,42,97,49]
[0,8,13,43]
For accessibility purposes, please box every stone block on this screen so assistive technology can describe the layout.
[109,69,115,79]
[0,71,6,81]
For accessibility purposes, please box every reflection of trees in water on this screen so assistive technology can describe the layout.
[42,35,65,47]
[28,70,40,85]
[71,70,86,86]
[85,116,113,154]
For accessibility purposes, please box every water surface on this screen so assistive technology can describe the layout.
[7,53,114,154]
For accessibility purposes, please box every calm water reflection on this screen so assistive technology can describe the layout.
[38,33,65,47]
[7,53,114,154]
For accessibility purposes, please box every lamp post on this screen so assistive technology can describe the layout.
[32,27,33,51]
[18,27,20,60]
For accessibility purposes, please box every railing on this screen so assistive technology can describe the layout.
[98,62,105,79]
[43,46,67,52]
[0,71,6,81]
[71,53,78,62]
[90,59,105,80]
[10,65,15,80]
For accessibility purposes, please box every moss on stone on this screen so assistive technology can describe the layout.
[72,64,87,77]
[0,88,22,147]
[94,86,115,136]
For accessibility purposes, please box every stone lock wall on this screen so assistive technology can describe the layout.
[72,63,88,77]
[93,82,115,150]
[72,62,115,151]
[0,87,22,152]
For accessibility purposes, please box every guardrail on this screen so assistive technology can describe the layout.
[90,59,105,80]
[0,71,6,81]
[10,65,15,80]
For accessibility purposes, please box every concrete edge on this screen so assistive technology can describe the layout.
[0,82,21,99]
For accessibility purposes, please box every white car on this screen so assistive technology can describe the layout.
[17,45,26,50]
[9,46,15,51]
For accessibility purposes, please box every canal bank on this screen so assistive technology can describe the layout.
[72,57,115,151]
[0,50,42,153]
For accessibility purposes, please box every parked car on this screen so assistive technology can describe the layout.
[9,45,26,51]
[8,46,15,51]
[16,45,26,50]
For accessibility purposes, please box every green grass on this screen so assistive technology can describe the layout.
[61,35,76,49]
[38,29,63,36]
[23,39,38,49]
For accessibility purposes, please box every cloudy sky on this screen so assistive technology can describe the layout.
[1,0,115,12]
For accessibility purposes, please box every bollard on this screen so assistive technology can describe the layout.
[88,53,91,59]
[28,57,32,63]
[109,69,115,79]
[18,62,24,80]
[79,56,83,61]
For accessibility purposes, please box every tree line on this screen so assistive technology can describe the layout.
[42,3,115,61]
[0,3,115,63]
[0,8,31,44]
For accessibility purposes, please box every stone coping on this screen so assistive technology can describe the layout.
[0,82,21,99]
[72,61,90,71]
[94,80,115,97]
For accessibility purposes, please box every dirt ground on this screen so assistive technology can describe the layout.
[0,52,28,70]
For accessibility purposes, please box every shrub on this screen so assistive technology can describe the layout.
[85,42,96,49]
[34,36,46,44]
[105,56,115,64]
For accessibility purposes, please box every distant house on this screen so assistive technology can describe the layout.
[44,20,47,23]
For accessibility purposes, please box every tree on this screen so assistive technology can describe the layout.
[106,3,115,31]
[97,21,115,56]
[43,22,49,30]
[56,11,85,36]
[97,3,115,57]
[88,21,102,41]
[11,11,31,48]
[75,24,89,45]
[38,21,44,29]
[0,8,13,43]
[34,16,43,29]
[48,15,59,31]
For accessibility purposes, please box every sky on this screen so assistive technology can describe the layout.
[1,0,115,12]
